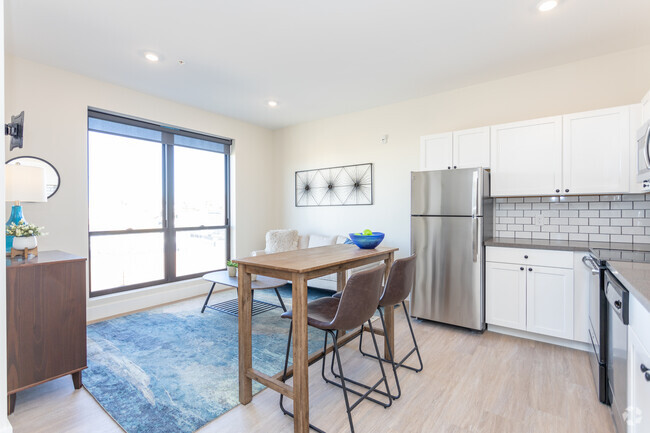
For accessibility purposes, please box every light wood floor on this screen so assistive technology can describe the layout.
[8,293,615,433]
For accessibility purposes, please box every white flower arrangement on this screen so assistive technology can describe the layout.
[6,222,46,237]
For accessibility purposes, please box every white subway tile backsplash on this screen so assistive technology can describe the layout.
[622,194,645,201]
[611,202,633,210]
[600,210,622,218]
[622,227,645,235]
[589,202,610,210]
[569,218,589,226]
[494,193,650,244]
[622,210,645,218]
[600,226,622,235]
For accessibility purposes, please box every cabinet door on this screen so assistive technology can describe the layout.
[452,127,490,169]
[486,262,527,330]
[563,106,630,194]
[628,328,650,433]
[420,133,452,171]
[526,266,574,339]
[490,116,563,196]
[572,253,591,344]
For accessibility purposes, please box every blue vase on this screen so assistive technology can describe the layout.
[6,205,25,253]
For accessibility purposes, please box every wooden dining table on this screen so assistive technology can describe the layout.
[234,244,398,433]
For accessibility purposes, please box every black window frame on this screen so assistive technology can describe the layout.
[87,109,231,297]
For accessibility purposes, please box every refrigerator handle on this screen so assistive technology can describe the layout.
[472,217,478,262]
[471,170,479,218]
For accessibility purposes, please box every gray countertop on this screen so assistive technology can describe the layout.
[485,237,650,253]
[606,261,650,312]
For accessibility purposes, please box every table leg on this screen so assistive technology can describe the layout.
[383,253,395,358]
[292,274,309,433]
[72,371,82,389]
[336,270,346,293]
[201,283,217,313]
[238,265,253,404]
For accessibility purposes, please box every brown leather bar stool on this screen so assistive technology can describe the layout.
[332,254,423,400]
[279,264,390,433]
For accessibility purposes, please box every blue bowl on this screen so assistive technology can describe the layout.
[349,232,385,249]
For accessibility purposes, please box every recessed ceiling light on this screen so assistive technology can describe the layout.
[268,100,278,107]
[537,0,558,12]
[144,52,159,62]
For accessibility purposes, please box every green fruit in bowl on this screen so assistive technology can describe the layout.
[362,229,373,236]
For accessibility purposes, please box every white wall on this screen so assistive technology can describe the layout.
[4,56,279,316]
[0,2,12,430]
[273,45,650,256]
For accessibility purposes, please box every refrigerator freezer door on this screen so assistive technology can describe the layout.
[411,215,485,330]
[411,168,485,217]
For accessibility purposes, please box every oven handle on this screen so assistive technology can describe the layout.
[582,255,600,275]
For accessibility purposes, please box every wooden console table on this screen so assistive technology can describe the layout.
[235,244,397,433]
[6,251,87,414]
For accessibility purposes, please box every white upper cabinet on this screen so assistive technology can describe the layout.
[490,116,563,196]
[420,127,490,171]
[562,106,630,195]
[452,127,490,169]
[642,88,650,124]
[420,132,453,171]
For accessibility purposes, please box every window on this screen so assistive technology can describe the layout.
[87,110,230,296]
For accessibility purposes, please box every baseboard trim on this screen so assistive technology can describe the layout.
[487,325,592,352]
[87,278,217,322]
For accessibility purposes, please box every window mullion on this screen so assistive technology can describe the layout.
[163,132,175,281]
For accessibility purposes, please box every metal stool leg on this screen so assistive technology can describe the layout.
[274,288,287,312]
[324,323,393,408]
[359,303,424,373]
[201,283,216,313]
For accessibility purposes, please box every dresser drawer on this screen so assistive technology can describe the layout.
[486,246,573,268]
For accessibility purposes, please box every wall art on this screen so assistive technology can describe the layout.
[295,163,373,207]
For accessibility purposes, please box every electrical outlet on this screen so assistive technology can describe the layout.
[534,213,544,226]
[380,135,388,144]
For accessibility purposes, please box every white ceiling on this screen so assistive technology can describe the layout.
[6,0,650,130]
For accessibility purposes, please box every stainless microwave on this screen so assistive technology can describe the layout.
[637,120,650,185]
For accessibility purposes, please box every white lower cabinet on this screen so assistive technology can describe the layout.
[526,266,574,339]
[486,262,527,330]
[628,327,650,433]
[486,247,575,340]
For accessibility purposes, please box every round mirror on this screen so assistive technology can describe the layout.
[6,156,61,199]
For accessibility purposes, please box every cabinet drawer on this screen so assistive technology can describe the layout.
[486,246,573,268]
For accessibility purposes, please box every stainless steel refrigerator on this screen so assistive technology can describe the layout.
[410,168,492,331]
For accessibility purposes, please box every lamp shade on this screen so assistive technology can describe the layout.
[5,164,47,203]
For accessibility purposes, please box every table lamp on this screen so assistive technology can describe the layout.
[5,164,47,253]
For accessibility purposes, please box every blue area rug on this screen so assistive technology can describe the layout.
[84,284,332,433]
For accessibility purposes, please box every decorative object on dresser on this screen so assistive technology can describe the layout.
[295,162,373,206]
[6,251,87,414]
[4,163,47,253]
[6,222,45,258]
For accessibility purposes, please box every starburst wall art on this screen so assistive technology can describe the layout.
[295,163,373,207]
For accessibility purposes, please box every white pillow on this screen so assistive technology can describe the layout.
[298,234,310,249]
[265,229,299,254]
[308,234,337,248]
